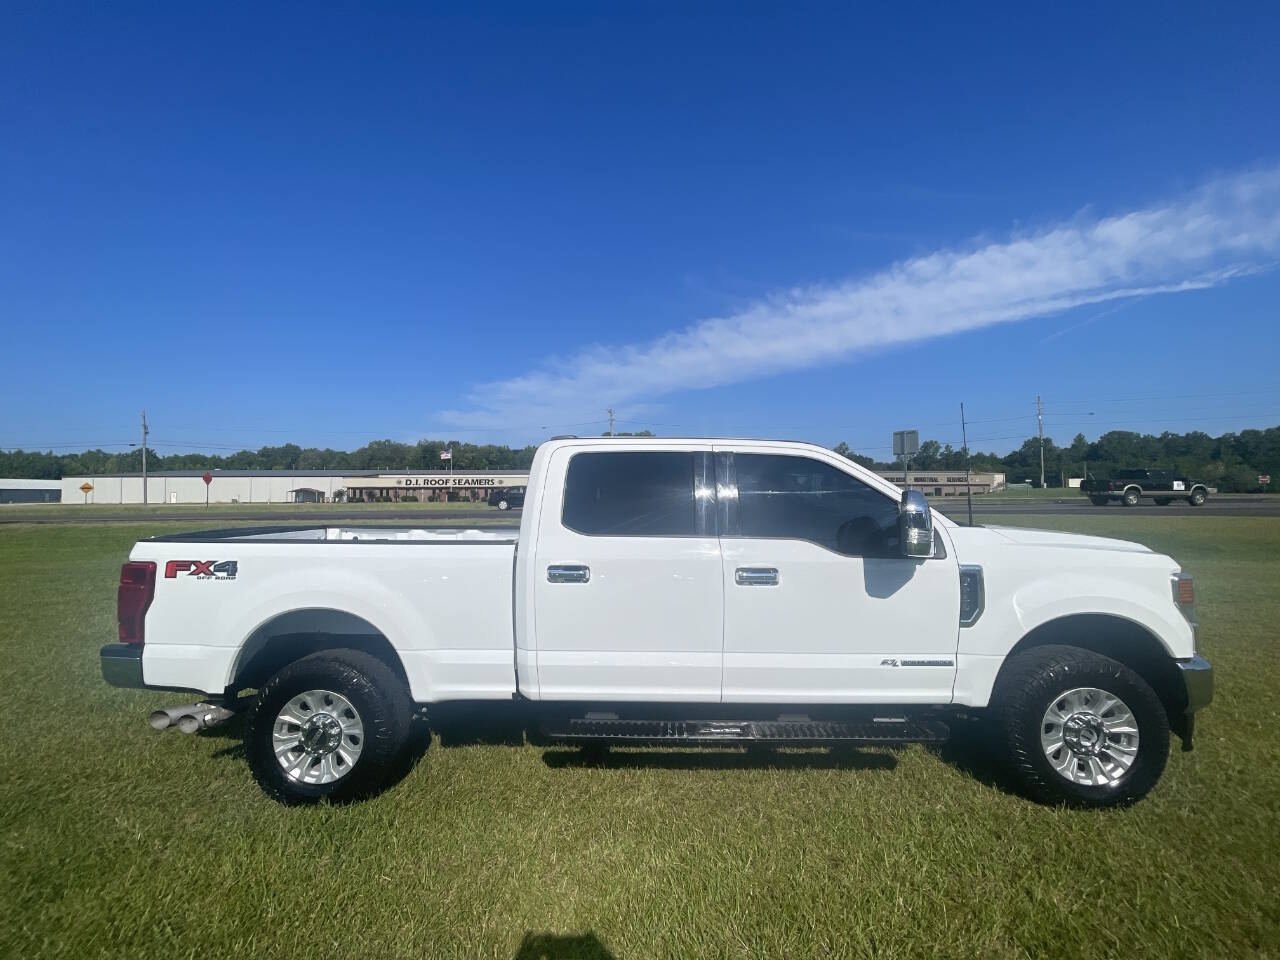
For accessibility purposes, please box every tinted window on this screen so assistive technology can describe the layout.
[735,454,899,557]
[562,452,697,536]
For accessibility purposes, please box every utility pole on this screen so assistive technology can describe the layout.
[961,402,974,527]
[1036,394,1045,489]
[140,410,149,505]
[607,408,615,437]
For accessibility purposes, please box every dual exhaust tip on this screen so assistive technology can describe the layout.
[148,702,235,734]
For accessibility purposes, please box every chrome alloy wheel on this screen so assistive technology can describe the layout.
[1040,686,1140,787]
[273,689,364,785]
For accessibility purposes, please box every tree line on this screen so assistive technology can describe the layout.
[2,425,1277,492]
[836,425,1279,491]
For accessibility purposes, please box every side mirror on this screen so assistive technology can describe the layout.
[899,489,934,557]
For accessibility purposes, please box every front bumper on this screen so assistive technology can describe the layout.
[1174,655,1213,751]
[100,643,145,689]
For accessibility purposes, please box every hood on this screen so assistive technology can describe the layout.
[982,525,1153,554]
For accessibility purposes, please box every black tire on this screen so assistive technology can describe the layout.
[991,645,1169,808]
[1122,488,1141,507]
[1189,488,1207,506]
[246,648,413,805]
[1154,498,1171,506]
[1088,495,1109,506]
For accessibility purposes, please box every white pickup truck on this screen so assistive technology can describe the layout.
[101,437,1212,807]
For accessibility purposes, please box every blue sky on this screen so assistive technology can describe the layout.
[2,3,1279,459]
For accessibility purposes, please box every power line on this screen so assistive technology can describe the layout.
[1043,412,1280,428]
[1044,387,1280,406]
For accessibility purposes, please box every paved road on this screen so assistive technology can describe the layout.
[935,498,1280,518]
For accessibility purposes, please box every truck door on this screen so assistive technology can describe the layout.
[717,448,960,703]
[532,447,723,700]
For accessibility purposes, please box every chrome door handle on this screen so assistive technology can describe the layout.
[547,564,591,584]
[735,566,779,586]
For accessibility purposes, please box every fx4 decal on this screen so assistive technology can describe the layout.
[164,560,239,580]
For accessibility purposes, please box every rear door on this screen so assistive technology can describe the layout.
[717,447,960,703]
[532,446,723,700]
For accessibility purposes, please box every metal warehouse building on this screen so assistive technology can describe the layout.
[875,470,1007,496]
[344,471,529,503]
[0,479,62,504]
[58,470,530,505]
[61,470,355,505]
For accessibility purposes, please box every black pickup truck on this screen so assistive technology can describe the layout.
[487,487,525,511]
[1082,469,1209,507]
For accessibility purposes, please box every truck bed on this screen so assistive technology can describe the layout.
[130,525,520,700]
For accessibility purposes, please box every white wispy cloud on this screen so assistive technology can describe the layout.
[440,166,1280,433]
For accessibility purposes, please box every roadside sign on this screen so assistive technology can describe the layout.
[79,482,93,494]
[202,472,213,485]
[892,430,919,458]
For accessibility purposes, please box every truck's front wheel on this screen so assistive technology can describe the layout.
[992,645,1169,808]
[246,649,413,805]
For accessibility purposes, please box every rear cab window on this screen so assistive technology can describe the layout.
[561,451,700,536]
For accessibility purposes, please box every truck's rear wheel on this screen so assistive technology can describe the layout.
[1122,488,1141,507]
[992,645,1169,808]
[246,649,412,805]
[497,499,510,510]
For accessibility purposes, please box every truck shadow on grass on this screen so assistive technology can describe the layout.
[512,932,615,960]
[201,704,1034,796]
[924,719,1024,799]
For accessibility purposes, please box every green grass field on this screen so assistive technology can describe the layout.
[2,515,1278,959]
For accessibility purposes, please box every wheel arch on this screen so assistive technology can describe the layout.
[228,607,410,694]
[995,613,1189,742]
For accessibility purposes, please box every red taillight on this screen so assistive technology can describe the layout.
[1107,480,1116,491]
[117,561,156,644]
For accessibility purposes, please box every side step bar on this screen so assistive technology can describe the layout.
[540,717,949,745]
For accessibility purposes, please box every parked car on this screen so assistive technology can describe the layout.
[101,437,1211,807]
[488,487,525,510]
[1082,469,1209,507]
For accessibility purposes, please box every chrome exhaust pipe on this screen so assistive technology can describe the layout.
[149,702,234,733]
[177,704,235,734]
[149,703,202,730]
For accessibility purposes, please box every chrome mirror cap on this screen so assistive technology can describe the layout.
[899,489,934,557]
